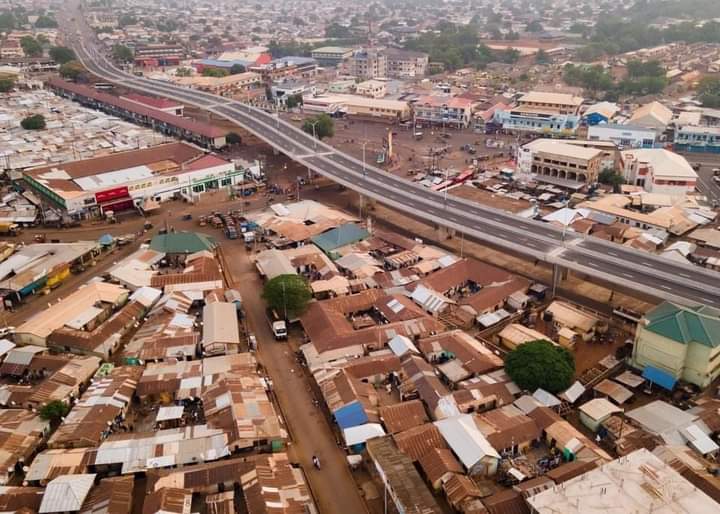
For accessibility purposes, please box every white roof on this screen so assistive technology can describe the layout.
[683,424,719,455]
[65,306,104,330]
[528,448,720,513]
[624,149,697,179]
[0,338,16,358]
[532,388,561,407]
[559,381,586,403]
[343,423,386,446]
[579,398,622,421]
[202,302,240,346]
[156,405,185,422]
[74,165,154,191]
[39,474,97,513]
[387,334,419,357]
[519,91,583,106]
[410,284,450,314]
[525,139,603,161]
[130,286,162,308]
[434,414,500,469]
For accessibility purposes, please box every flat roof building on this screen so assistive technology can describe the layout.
[621,148,697,197]
[528,448,720,513]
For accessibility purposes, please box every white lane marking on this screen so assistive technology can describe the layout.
[621,272,634,278]
[679,273,692,278]
[660,285,672,290]
[608,251,618,257]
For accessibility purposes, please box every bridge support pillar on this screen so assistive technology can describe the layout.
[436,225,455,240]
[551,264,568,297]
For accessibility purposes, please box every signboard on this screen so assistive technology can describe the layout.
[95,186,129,204]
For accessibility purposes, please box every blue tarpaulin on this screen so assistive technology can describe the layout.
[642,366,677,391]
[333,401,369,430]
[98,234,114,246]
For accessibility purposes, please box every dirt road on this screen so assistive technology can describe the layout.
[220,242,368,514]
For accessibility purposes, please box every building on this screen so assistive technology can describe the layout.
[121,93,184,116]
[628,101,674,132]
[630,302,720,388]
[48,78,227,149]
[385,48,429,78]
[493,91,583,135]
[24,142,240,218]
[620,149,697,196]
[310,46,353,66]
[527,448,720,513]
[434,415,500,476]
[365,436,442,514]
[356,79,387,99]
[519,138,604,186]
[674,124,720,154]
[0,410,50,485]
[134,44,185,66]
[270,81,315,105]
[251,56,318,82]
[587,123,658,149]
[345,49,387,79]
[413,95,475,129]
[201,302,240,356]
[15,282,129,346]
[583,101,619,125]
[303,94,411,122]
[174,71,262,96]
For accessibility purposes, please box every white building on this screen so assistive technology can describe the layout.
[587,123,658,149]
[620,149,697,197]
[628,101,674,132]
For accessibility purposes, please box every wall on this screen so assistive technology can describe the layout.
[631,326,688,378]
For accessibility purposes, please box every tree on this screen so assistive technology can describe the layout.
[34,14,58,28]
[302,113,334,140]
[505,340,575,393]
[535,49,550,64]
[598,168,625,191]
[229,63,246,75]
[59,60,85,80]
[118,14,137,27]
[20,36,43,57]
[526,20,544,33]
[325,22,352,39]
[262,274,312,319]
[285,93,303,109]
[49,46,76,64]
[112,44,133,63]
[698,77,720,108]
[0,11,16,31]
[175,67,192,77]
[21,114,46,130]
[202,67,229,77]
[0,77,14,92]
[39,400,70,422]
[226,132,242,145]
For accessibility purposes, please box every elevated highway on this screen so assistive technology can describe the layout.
[63,11,720,309]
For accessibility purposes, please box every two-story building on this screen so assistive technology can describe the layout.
[413,95,475,129]
[587,123,658,149]
[520,139,603,186]
[356,79,387,99]
[133,44,184,67]
[493,91,583,135]
[310,46,353,66]
[674,124,720,154]
[631,302,720,388]
[620,149,697,197]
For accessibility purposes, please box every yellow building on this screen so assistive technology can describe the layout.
[631,302,720,388]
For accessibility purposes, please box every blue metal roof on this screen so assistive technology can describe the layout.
[642,365,677,391]
[198,58,253,69]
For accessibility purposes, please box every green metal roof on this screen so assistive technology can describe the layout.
[150,232,216,254]
[311,223,369,254]
[644,302,720,348]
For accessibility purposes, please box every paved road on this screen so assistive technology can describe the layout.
[61,7,720,309]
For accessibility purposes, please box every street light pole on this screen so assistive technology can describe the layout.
[361,141,368,177]
[309,120,319,150]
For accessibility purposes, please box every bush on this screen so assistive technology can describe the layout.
[49,46,76,64]
[505,340,575,393]
[302,113,334,140]
[39,400,70,422]
[0,77,14,93]
[262,274,312,319]
[59,60,85,80]
[21,114,46,130]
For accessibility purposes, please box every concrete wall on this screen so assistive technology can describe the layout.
[631,326,687,378]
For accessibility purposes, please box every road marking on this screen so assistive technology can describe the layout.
[608,251,618,257]
[621,272,634,278]
[660,285,672,290]
[701,297,716,304]
[678,272,692,278]
[585,261,598,268]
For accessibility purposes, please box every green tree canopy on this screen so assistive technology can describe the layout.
[229,63,246,74]
[112,44,133,62]
[285,93,303,109]
[226,132,242,145]
[535,49,550,64]
[49,46,76,64]
[118,14,137,27]
[0,11,17,31]
[175,67,192,77]
[302,113,334,140]
[262,274,312,319]
[34,14,58,28]
[39,400,70,422]
[698,77,720,108]
[0,77,15,93]
[505,340,575,393]
[20,36,43,57]
[59,60,85,80]
[526,20,544,33]
[21,113,46,130]
[202,67,228,77]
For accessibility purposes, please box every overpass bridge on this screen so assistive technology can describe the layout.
[62,11,720,309]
